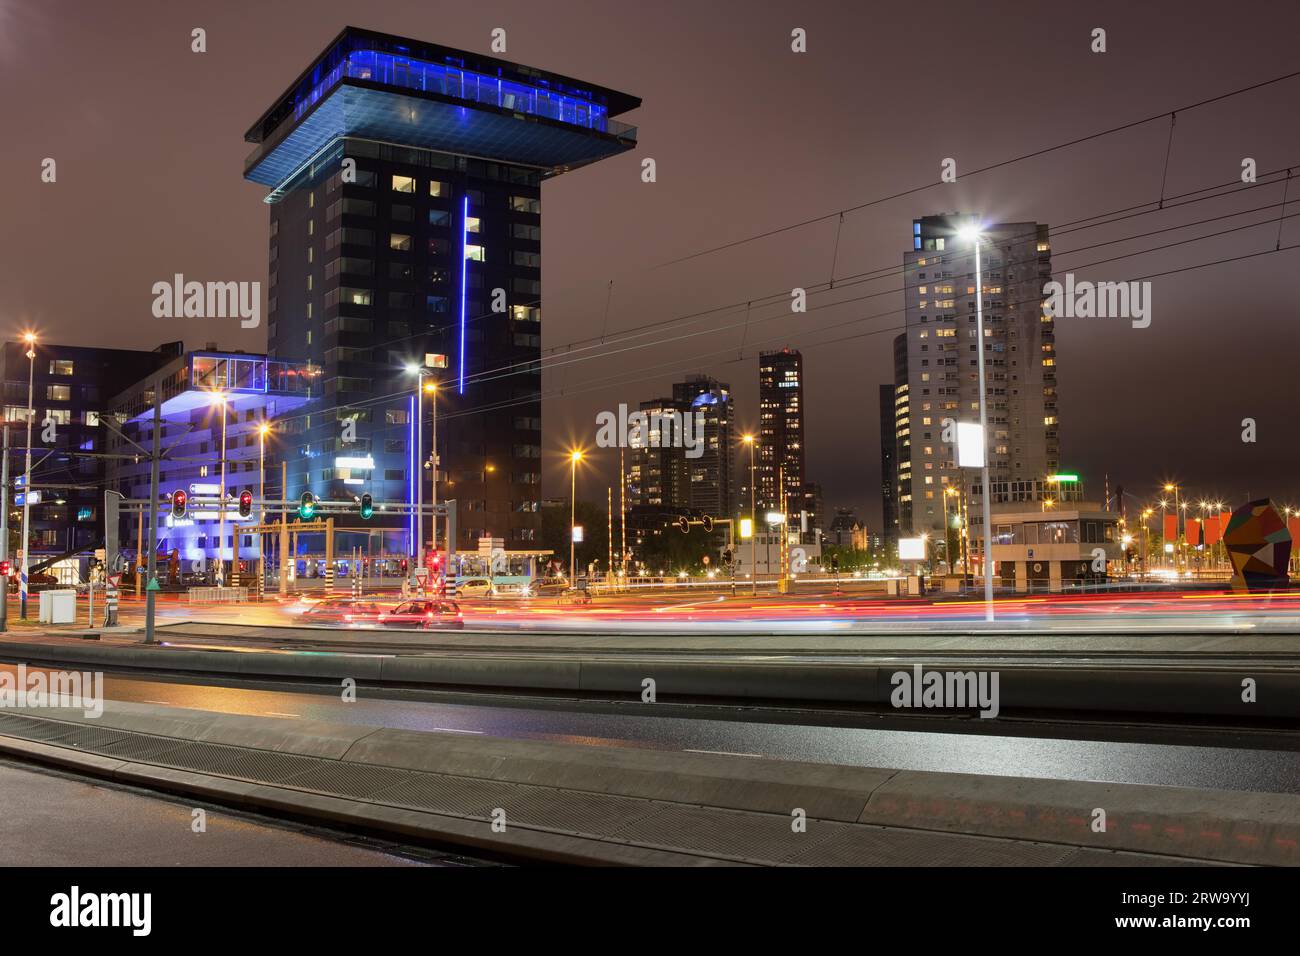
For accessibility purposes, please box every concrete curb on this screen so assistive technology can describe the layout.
[3,638,1298,719]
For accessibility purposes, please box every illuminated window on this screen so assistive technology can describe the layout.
[465,245,486,262]
[466,216,482,234]
[391,175,416,193]
[389,234,411,251]
[430,181,448,197]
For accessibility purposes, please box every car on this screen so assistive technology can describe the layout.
[375,600,464,630]
[528,576,570,598]
[455,578,495,598]
[559,587,593,606]
[301,598,383,626]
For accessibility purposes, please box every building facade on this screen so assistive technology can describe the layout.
[243,27,639,555]
[671,374,734,518]
[757,348,805,521]
[891,214,1061,540]
[0,340,177,577]
[105,350,314,569]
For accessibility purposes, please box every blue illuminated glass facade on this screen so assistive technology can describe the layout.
[247,29,638,553]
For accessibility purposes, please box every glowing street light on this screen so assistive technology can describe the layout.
[569,449,584,582]
[742,433,757,595]
[18,332,37,617]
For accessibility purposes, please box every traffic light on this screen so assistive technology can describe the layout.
[298,492,316,520]
[359,493,374,520]
[171,489,188,519]
[722,549,733,566]
[238,490,253,519]
[831,554,840,572]
[0,560,11,577]
[400,557,409,574]
[676,515,690,534]
[701,515,714,533]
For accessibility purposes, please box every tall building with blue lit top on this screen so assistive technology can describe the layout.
[243,27,640,554]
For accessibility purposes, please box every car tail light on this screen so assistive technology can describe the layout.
[426,612,434,618]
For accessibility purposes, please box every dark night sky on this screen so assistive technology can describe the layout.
[3,0,1299,525]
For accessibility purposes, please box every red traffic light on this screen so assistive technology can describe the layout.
[171,489,188,518]
[0,560,11,577]
[238,490,253,519]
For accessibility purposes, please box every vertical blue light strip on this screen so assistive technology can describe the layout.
[459,194,469,394]
[408,394,416,556]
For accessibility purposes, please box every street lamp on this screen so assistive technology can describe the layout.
[569,450,583,583]
[1164,483,1181,572]
[1141,508,1153,575]
[18,332,36,619]
[211,391,229,586]
[742,433,756,595]
[958,223,995,621]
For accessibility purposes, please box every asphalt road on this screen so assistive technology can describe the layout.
[0,756,485,866]
[17,583,1300,633]
[6,662,1299,795]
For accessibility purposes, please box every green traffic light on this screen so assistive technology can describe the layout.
[359,494,374,520]
[299,492,316,520]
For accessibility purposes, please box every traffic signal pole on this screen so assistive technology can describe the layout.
[143,394,161,645]
[0,424,9,633]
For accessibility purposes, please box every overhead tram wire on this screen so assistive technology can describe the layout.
[432,239,1300,429]
[655,65,1300,267]
[460,191,1300,390]
[45,227,1300,498]
[309,69,1300,368]
[460,163,1300,387]
[201,167,1300,445]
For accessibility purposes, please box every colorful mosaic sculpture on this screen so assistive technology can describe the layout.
[1223,499,1292,590]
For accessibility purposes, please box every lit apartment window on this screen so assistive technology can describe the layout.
[465,245,486,262]
[391,175,416,193]
[390,234,412,251]
[49,360,73,375]
[430,181,448,197]
[466,216,482,234]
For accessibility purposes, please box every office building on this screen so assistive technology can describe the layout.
[243,26,640,554]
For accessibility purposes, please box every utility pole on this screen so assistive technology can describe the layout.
[143,392,162,644]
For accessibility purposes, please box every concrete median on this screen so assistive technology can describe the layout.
[4,632,1299,720]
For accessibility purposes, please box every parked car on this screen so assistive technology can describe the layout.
[375,600,464,630]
